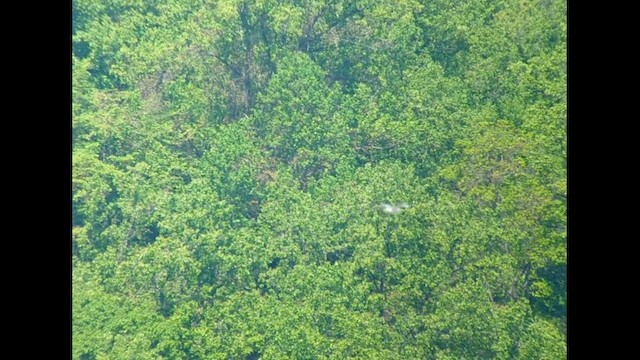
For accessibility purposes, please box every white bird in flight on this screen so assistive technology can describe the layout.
[377,203,410,215]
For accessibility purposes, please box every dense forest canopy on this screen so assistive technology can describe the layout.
[72,0,566,358]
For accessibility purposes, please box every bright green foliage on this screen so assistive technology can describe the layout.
[252,52,351,173]
[73,0,566,358]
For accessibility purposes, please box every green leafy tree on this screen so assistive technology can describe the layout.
[73,0,566,358]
